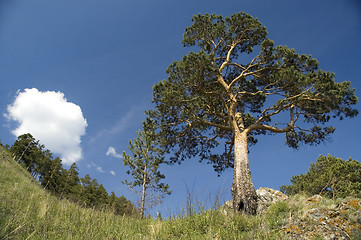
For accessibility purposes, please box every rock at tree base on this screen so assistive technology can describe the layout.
[256,187,289,213]
[220,187,288,215]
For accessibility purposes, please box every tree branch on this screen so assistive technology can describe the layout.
[190,113,232,131]
[219,43,237,73]
[248,123,293,134]
[255,85,315,124]
[228,55,260,88]
[225,138,234,166]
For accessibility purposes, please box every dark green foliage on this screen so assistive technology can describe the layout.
[108,192,136,216]
[80,174,100,207]
[80,175,109,209]
[10,133,44,175]
[8,134,136,216]
[63,162,82,197]
[40,157,65,193]
[10,134,69,194]
[280,155,361,198]
[148,11,358,174]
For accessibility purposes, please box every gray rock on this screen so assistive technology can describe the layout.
[256,187,288,213]
[282,198,361,240]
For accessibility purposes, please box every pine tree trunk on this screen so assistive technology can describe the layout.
[44,170,55,190]
[231,129,258,215]
[140,165,147,218]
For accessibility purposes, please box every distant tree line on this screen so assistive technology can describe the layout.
[8,133,137,216]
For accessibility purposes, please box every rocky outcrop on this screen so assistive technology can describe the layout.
[282,196,361,240]
[256,187,288,213]
[219,189,361,239]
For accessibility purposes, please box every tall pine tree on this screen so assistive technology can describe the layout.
[148,12,358,214]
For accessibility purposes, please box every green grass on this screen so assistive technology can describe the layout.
[1,145,360,239]
[0,146,149,239]
[0,145,282,239]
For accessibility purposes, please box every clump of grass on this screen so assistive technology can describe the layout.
[266,201,290,230]
[148,209,279,240]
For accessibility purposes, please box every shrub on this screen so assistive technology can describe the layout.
[280,154,361,199]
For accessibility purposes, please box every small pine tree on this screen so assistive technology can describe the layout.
[64,163,82,198]
[108,192,136,215]
[40,157,65,193]
[280,154,361,199]
[10,133,44,175]
[122,118,171,218]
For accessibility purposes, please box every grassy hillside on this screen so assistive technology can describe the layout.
[1,145,360,239]
[0,145,148,239]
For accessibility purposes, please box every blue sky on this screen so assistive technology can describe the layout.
[1,0,360,217]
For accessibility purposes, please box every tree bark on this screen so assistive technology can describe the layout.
[44,169,55,190]
[231,129,258,215]
[140,165,147,218]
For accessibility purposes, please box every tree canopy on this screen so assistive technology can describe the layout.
[150,12,358,171]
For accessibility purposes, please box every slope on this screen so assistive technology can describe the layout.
[0,145,147,239]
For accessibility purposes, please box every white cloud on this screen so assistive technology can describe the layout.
[106,146,122,159]
[5,88,87,165]
[87,162,97,169]
[96,166,105,173]
[87,162,109,175]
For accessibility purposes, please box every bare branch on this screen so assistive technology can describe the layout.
[248,123,293,134]
[213,38,224,51]
[192,115,232,131]
[228,62,247,71]
[255,85,316,124]
[219,43,237,73]
[229,54,260,88]
[198,129,229,142]
[217,75,231,92]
